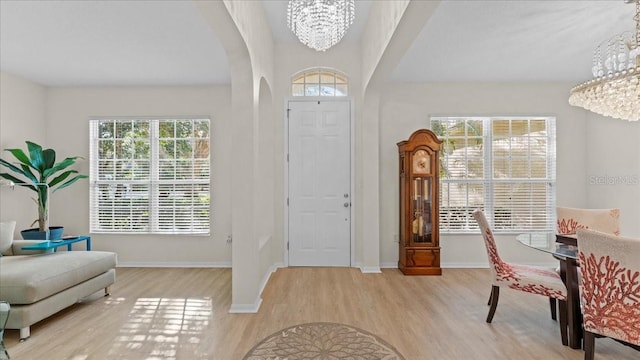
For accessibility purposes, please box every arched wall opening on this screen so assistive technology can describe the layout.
[256,77,275,269]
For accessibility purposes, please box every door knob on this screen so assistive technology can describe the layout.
[344,202,350,207]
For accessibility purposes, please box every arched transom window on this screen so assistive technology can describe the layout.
[291,68,348,97]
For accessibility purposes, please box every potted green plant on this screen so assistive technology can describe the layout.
[0,141,88,240]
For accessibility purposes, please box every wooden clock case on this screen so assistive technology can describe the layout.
[397,129,442,275]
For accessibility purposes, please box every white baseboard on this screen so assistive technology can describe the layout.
[259,262,285,296]
[353,262,382,273]
[381,262,489,269]
[442,263,488,268]
[228,262,284,315]
[229,297,263,314]
[116,261,231,268]
[359,266,382,273]
[441,263,557,269]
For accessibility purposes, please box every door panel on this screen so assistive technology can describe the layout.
[288,100,350,266]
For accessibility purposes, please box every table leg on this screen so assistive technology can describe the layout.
[561,258,583,349]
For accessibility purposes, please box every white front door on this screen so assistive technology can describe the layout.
[288,100,351,266]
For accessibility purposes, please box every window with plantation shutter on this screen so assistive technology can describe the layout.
[89,118,210,234]
[431,116,556,233]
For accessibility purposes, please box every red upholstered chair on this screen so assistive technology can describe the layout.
[551,207,620,320]
[472,209,568,345]
[556,207,620,236]
[576,229,640,360]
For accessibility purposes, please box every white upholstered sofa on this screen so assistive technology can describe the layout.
[0,221,116,340]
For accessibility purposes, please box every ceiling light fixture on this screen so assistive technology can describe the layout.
[287,0,355,52]
[569,0,639,121]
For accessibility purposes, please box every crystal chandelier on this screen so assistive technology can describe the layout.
[287,0,355,52]
[569,0,640,121]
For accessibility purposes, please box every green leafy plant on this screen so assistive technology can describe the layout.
[0,141,88,232]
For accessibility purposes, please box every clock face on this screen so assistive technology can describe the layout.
[412,150,430,174]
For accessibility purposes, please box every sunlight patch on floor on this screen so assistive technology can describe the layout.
[109,297,212,359]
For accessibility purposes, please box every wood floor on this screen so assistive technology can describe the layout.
[4,267,638,359]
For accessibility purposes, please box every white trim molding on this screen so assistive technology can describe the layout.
[359,266,382,274]
[229,298,263,314]
[259,263,285,296]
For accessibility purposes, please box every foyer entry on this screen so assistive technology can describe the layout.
[287,99,352,266]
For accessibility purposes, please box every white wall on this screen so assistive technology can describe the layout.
[44,85,233,266]
[380,82,594,267]
[585,113,640,237]
[198,0,278,311]
[0,72,47,232]
[360,0,411,90]
[358,0,441,272]
[4,75,636,272]
[272,42,364,266]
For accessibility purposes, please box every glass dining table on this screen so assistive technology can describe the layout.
[516,232,583,350]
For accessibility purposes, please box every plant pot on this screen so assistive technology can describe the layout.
[20,226,64,240]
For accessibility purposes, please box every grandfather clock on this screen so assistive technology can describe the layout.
[397,129,442,275]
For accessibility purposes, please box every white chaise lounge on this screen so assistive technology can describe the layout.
[0,234,116,340]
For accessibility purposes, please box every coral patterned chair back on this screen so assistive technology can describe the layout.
[556,207,620,236]
[576,228,640,345]
[473,209,505,283]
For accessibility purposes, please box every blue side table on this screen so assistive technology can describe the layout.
[21,235,91,253]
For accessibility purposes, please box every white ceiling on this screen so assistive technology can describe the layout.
[392,0,634,83]
[0,0,230,86]
[0,0,636,87]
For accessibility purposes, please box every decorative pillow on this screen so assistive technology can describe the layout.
[0,220,16,255]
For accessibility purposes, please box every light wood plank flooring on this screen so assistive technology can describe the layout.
[4,267,638,359]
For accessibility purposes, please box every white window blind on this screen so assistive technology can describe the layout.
[432,116,556,233]
[89,118,210,234]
